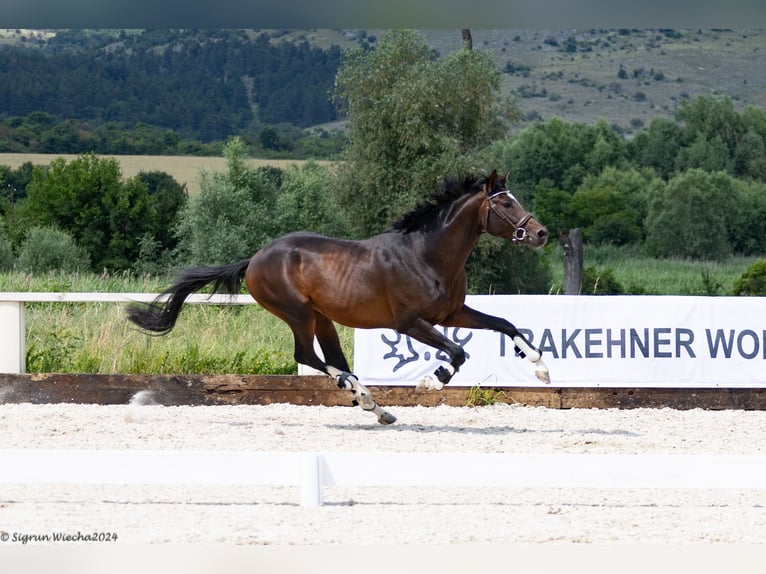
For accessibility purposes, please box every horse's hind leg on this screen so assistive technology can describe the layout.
[314,313,396,425]
[288,313,396,425]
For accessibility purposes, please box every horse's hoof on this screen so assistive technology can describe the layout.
[535,367,550,384]
[378,411,397,425]
[416,376,443,391]
[356,393,376,411]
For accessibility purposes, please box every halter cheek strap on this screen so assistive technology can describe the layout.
[481,191,533,242]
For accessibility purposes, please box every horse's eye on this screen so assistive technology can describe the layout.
[502,200,512,209]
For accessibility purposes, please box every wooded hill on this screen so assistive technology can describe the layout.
[1,28,765,152]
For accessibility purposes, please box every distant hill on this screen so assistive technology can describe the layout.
[0,28,764,140]
[418,28,766,135]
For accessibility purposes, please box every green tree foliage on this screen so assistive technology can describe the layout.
[136,171,187,253]
[465,236,552,294]
[333,29,518,236]
[627,117,683,179]
[15,226,90,273]
[175,137,279,266]
[732,260,766,295]
[491,118,627,194]
[568,167,661,246]
[728,178,766,256]
[275,161,351,238]
[20,154,157,271]
[644,169,739,260]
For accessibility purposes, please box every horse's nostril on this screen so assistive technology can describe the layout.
[538,228,548,238]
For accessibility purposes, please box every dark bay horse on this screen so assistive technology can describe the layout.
[127,170,549,424]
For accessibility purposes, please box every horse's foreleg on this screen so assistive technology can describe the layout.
[443,305,550,384]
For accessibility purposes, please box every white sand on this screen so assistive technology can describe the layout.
[1,402,765,545]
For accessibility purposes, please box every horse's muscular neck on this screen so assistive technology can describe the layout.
[422,193,484,274]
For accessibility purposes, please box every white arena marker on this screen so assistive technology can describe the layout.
[301,452,323,507]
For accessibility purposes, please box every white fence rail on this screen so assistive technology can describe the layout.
[2,450,765,507]
[0,292,257,374]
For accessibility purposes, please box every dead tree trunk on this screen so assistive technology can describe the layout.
[561,228,583,295]
[461,29,473,50]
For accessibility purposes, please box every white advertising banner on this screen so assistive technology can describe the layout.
[353,295,766,388]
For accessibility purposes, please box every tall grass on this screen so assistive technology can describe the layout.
[547,244,759,295]
[1,270,353,374]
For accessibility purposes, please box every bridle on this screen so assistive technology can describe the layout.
[481,189,533,243]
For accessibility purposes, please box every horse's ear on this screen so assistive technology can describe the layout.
[502,172,509,186]
[487,170,498,193]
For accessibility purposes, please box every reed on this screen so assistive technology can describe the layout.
[547,244,758,295]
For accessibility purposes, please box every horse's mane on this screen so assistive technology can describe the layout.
[388,174,487,234]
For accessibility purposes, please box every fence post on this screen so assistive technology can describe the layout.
[561,228,583,295]
[0,301,25,373]
[300,452,323,507]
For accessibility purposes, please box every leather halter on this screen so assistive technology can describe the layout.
[481,190,533,242]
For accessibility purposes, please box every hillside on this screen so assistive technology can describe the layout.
[0,28,764,138]
[421,29,766,135]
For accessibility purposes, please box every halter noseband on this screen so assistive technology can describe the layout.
[481,190,533,242]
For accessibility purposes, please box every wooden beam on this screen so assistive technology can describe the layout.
[2,374,766,410]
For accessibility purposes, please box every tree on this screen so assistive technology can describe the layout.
[491,118,626,195]
[628,117,682,179]
[274,161,351,238]
[569,166,660,245]
[175,137,278,265]
[21,153,156,271]
[644,169,738,260]
[136,170,187,253]
[333,29,519,237]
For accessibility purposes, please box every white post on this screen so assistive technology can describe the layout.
[0,301,25,373]
[300,452,323,507]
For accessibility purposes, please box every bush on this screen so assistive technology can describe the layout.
[15,226,90,273]
[582,266,624,295]
[465,235,552,294]
[732,260,766,295]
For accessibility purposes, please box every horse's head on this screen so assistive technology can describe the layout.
[480,170,548,247]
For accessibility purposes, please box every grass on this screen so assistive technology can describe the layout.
[1,270,353,374]
[546,244,759,295]
[465,385,510,407]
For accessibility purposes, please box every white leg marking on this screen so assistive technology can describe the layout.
[513,335,550,383]
[513,335,541,363]
[327,366,397,424]
[416,375,444,391]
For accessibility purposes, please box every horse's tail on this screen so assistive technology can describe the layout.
[126,259,251,335]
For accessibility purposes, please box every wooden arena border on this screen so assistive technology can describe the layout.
[1,373,766,410]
